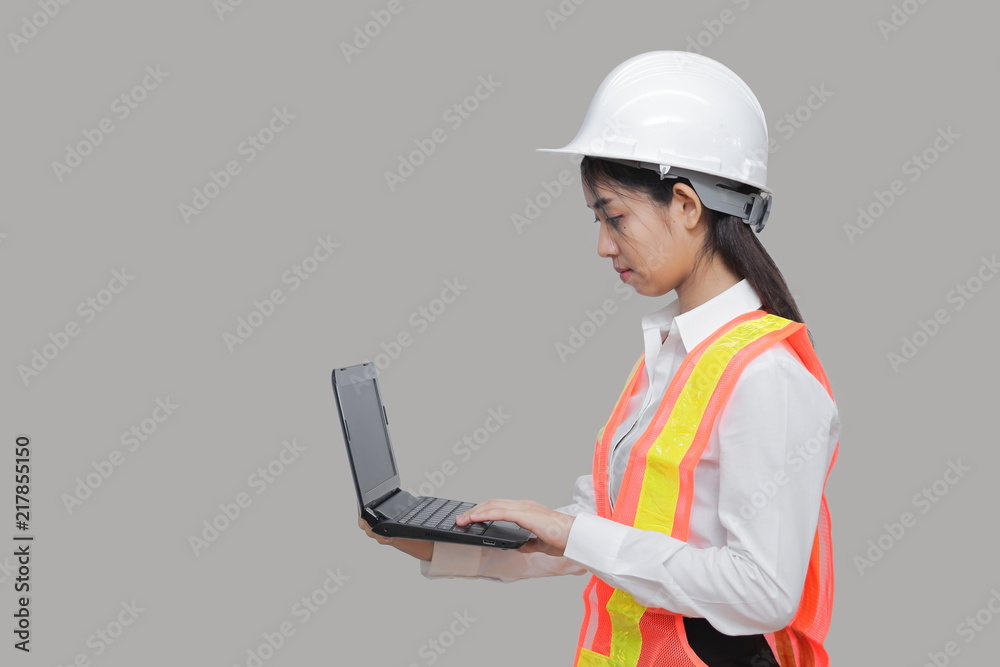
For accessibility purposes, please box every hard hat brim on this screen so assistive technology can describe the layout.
[535,146,771,195]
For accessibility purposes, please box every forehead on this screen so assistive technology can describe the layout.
[584,181,646,210]
[584,182,621,209]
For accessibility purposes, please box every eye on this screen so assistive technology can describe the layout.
[593,215,622,226]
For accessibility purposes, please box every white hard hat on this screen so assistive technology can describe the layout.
[537,51,773,232]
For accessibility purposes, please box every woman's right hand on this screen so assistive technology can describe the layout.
[358,515,434,562]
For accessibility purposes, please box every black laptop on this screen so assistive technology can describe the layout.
[333,362,532,549]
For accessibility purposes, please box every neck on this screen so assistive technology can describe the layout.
[675,257,741,315]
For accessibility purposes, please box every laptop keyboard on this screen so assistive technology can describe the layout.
[396,497,492,535]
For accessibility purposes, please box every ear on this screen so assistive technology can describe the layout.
[670,182,704,230]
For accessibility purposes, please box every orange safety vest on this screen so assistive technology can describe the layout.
[574,310,839,667]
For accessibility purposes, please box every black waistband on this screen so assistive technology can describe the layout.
[682,617,779,667]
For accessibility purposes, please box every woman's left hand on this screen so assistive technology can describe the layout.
[455,499,576,557]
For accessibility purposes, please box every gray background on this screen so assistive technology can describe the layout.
[2,1,997,665]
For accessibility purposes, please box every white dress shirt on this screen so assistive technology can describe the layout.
[420,279,841,636]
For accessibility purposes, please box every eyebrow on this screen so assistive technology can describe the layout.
[586,197,614,210]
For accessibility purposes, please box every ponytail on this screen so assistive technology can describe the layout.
[697,210,804,323]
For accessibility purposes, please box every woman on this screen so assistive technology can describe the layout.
[359,51,841,667]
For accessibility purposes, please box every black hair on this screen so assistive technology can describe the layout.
[581,156,808,329]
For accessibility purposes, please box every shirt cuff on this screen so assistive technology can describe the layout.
[563,512,632,574]
[419,541,485,579]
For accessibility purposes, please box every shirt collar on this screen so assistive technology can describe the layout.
[640,279,764,353]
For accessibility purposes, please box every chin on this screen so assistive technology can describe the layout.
[633,282,668,298]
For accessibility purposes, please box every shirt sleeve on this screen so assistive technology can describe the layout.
[419,473,596,582]
[562,347,841,635]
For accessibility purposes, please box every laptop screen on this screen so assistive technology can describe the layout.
[340,375,397,496]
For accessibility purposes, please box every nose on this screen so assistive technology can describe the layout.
[597,220,617,259]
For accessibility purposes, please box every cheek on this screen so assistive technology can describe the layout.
[638,237,678,274]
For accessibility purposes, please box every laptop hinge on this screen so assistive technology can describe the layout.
[369,488,420,524]
[367,488,401,520]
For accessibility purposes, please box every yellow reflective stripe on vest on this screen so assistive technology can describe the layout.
[606,589,646,666]
[576,588,647,667]
[634,314,792,534]
[577,647,615,667]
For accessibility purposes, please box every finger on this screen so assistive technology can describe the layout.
[358,517,391,543]
[455,500,497,525]
[457,499,528,524]
[463,505,517,521]
[455,504,511,526]
[368,528,392,545]
[466,499,545,526]
[456,499,504,521]
[459,507,534,532]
